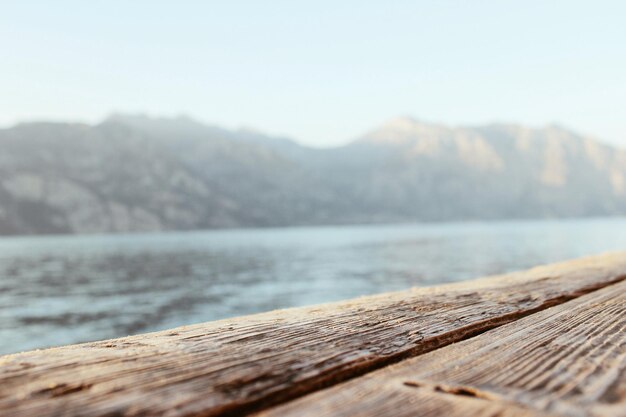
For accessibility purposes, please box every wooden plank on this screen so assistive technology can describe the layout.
[257,279,626,417]
[0,252,625,417]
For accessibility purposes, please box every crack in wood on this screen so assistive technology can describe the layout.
[403,380,498,401]
[34,383,94,398]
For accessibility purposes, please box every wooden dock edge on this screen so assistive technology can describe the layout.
[1,251,625,416]
[257,279,626,417]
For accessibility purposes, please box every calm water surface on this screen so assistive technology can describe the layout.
[1,218,625,355]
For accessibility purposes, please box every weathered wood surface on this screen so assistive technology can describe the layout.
[258,279,626,417]
[0,252,625,416]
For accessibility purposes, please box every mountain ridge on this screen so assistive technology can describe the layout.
[0,114,624,235]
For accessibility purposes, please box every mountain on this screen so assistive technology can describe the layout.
[332,117,626,220]
[0,114,624,235]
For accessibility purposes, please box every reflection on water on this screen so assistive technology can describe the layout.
[1,218,625,354]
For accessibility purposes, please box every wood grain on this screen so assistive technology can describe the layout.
[258,279,626,417]
[0,252,625,417]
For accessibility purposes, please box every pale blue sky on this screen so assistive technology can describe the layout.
[1,1,625,147]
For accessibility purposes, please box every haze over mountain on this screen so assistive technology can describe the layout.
[0,114,624,235]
